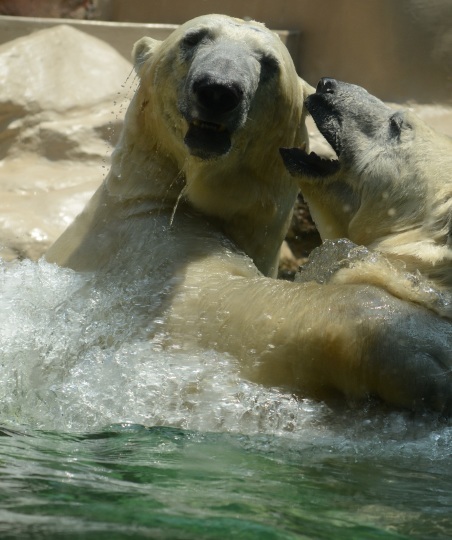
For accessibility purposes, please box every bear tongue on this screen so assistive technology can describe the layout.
[185,122,232,160]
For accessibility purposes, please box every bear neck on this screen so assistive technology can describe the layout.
[106,142,297,277]
[182,158,299,277]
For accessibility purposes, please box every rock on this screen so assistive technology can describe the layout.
[0,0,97,19]
[0,24,133,260]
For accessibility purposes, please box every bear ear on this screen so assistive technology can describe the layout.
[132,37,161,77]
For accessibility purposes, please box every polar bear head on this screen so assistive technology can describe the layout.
[131,15,308,160]
[105,15,311,276]
[281,78,452,287]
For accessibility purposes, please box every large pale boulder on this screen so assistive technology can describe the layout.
[0,24,133,260]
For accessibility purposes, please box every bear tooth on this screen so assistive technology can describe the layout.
[191,119,226,132]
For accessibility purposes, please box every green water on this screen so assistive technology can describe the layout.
[0,422,451,539]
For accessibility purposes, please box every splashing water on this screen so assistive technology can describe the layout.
[0,257,316,434]
[0,257,451,539]
[0,256,450,451]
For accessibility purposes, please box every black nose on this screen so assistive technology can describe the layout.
[316,77,337,94]
[193,78,243,115]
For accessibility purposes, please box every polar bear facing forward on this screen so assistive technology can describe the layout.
[46,16,452,414]
[47,14,310,277]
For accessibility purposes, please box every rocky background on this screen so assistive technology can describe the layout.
[0,1,451,279]
[0,23,131,261]
[0,0,101,19]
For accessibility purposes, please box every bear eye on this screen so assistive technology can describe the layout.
[389,111,411,139]
[182,28,210,49]
[260,54,280,81]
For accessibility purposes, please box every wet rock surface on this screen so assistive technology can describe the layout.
[0,25,132,260]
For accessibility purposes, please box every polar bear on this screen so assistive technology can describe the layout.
[281,78,452,315]
[46,16,452,414]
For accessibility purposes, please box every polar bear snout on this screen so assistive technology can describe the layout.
[305,78,396,162]
[181,70,249,159]
[192,77,244,117]
[315,77,338,94]
[179,40,261,160]
[183,42,257,126]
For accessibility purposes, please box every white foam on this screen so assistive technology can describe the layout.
[0,257,450,460]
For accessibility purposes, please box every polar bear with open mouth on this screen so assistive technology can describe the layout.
[281,78,452,317]
[46,17,452,414]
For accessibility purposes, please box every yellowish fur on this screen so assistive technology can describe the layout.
[47,15,310,277]
[298,108,452,312]
[45,16,452,413]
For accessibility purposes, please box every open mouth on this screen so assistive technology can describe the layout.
[279,146,340,179]
[192,119,227,132]
[184,118,232,159]
[280,89,342,179]
[304,92,343,158]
